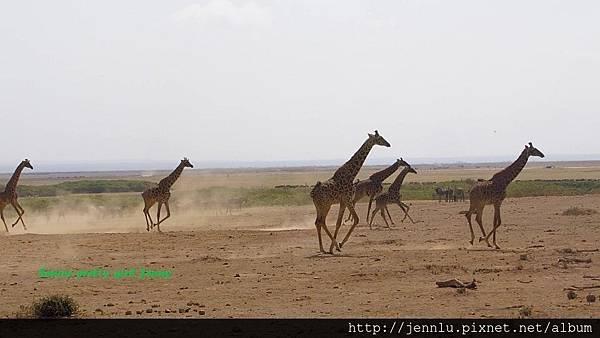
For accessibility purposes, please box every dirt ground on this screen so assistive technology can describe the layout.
[1,195,599,318]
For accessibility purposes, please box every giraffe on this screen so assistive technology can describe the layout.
[369,163,417,228]
[343,158,410,224]
[142,158,193,232]
[310,131,391,253]
[0,159,34,232]
[460,143,544,249]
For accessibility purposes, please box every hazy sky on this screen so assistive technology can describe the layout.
[1,0,599,168]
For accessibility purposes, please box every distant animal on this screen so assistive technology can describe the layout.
[225,198,248,215]
[454,188,465,202]
[0,159,33,232]
[142,158,193,232]
[369,163,418,228]
[310,131,391,254]
[459,143,545,249]
[434,187,450,202]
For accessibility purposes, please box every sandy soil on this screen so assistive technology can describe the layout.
[1,195,599,318]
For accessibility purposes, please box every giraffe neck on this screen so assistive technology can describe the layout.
[159,163,185,189]
[332,138,376,181]
[491,149,529,187]
[4,162,27,195]
[388,167,411,196]
[368,161,401,183]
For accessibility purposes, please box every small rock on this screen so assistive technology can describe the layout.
[586,294,596,303]
[567,290,578,300]
[234,273,240,278]
[106,303,115,307]
[165,309,171,313]
[146,308,153,313]
[95,308,103,314]
[151,304,160,308]
[199,310,206,315]
[136,310,142,315]
[178,308,185,313]
[519,254,528,261]
[125,310,132,315]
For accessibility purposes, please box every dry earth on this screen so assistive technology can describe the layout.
[1,195,599,318]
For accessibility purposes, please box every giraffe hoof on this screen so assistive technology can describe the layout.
[478,237,485,242]
[469,239,474,245]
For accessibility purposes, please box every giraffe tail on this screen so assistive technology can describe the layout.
[310,181,322,198]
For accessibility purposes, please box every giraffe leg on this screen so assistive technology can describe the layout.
[485,204,502,249]
[156,201,171,226]
[385,205,394,225]
[464,210,475,245]
[1,208,8,232]
[381,208,390,228]
[330,200,346,253]
[315,203,337,254]
[397,201,415,224]
[155,202,163,232]
[344,199,357,223]
[10,202,22,227]
[156,201,171,233]
[369,205,380,229]
[475,206,489,245]
[365,197,374,224]
[142,197,156,231]
[15,200,27,230]
[339,201,360,248]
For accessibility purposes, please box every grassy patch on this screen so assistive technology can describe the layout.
[15,180,155,197]
[561,207,598,216]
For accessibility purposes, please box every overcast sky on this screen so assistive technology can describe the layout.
[0,0,598,169]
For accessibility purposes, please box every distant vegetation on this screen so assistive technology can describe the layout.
[7,179,600,216]
[16,180,155,197]
[561,206,598,216]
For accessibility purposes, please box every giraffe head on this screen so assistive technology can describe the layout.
[368,130,391,147]
[22,159,33,170]
[525,142,545,158]
[397,157,411,168]
[400,158,417,174]
[181,157,194,168]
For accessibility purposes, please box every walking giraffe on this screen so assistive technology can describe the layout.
[343,158,409,224]
[369,162,417,228]
[460,143,544,249]
[142,158,193,232]
[0,159,33,232]
[310,131,390,253]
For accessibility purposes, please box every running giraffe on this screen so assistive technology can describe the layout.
[344,158,409,224]
[369,162,417,228]
[310,131,391,253]
[460,143,544,249]
[0,159,33,232]
[142,158,193,232]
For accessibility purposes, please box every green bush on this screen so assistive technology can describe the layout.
[29,295,79,318]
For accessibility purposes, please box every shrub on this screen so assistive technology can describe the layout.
[29,295,79,318]
[561,207,598,216]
